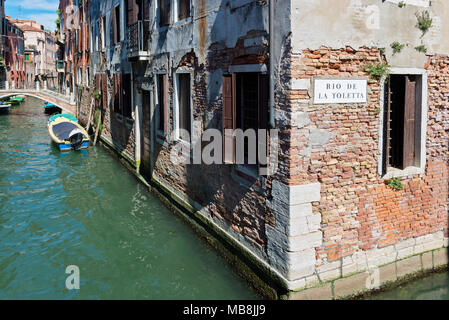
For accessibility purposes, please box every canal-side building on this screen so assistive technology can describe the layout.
[5,17,25,89]
[81,0,135,158]
[70,0,449,299]
[24,47,37,87]
[58,0,76,102]
[12,19,58,89]
[0,0,7,84]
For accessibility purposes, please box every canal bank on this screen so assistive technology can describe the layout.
[0,97,258,299]
[91,111,449,301]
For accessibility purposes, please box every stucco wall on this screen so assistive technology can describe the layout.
[291,0,449,68]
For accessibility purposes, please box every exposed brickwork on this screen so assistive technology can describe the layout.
[289,47,449,267]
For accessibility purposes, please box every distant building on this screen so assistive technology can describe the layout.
[24,47,37,88]
[13,19,57,89]
[5,17,24,89]
[58,0,75,101]
[0,0,6,84]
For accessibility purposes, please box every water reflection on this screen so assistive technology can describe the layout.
[0,97,257,300]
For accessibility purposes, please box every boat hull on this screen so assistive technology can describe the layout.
[43,103,62,115]
[58,140,89,151]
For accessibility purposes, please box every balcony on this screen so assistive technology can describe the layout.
[126,20,150,60]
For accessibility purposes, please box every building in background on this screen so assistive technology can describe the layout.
[12,19,57,90]
[0,0,7,84]
[58,0,75,102]
[5,17,24,89]
[24,46,37,88]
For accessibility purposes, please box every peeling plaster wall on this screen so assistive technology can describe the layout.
[292,0,449,68]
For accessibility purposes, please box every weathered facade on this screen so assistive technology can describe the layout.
[13,19,57,89]
[69,0,449,299]
[5,17,25,89]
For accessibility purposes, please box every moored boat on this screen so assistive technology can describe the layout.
[0,102,9,114]
[49,113,78,123]
[43,102,62,115]
[48,116,89,151]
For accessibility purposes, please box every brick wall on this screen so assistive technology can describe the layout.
[289,47,449,274]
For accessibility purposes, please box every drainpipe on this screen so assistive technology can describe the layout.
[269,0,275,128]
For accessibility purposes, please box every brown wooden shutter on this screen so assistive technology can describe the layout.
[126,0,134,25]
[403,76,416,168]
[222,74,236,164]
[79,27,82,52]
[134,0,140,22]
[113,73,121,113]
[160,0,170,26]
[258,74,269,173]
[95,74,101,107]
[102,74,108,109]
[162,74,168,134]
[179,0,189,20]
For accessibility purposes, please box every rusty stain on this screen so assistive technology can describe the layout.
[198,0,206,58]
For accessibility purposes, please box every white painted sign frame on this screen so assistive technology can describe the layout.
[313,78,368,104]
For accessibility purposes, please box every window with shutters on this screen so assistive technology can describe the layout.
[174,72,192,143]
[156,73,168,136]
[222,71,269,176]
[113,5,121,44]
[113,73,122,114]
[380,69,427,178]
[159,0,171,27]
[102,74,108,109]
[177,0,190,21]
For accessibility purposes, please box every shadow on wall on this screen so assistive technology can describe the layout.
[146,0,273,255]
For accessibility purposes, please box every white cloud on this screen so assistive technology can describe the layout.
[24,12,58,31]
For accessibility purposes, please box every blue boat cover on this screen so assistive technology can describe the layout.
[51,122,82,140]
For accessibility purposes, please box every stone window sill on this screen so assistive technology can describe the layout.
[381,166,424,180]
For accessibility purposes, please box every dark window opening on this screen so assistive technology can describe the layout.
[114,5,121,44]
[157,74,166,134]
[383,74,420,172]
[159,0,171,27]
[177,73,191,141]
[122,74,132,118]
[236,73,259,166]
[178,0,190,20]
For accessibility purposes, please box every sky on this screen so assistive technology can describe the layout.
[6,0,59,31]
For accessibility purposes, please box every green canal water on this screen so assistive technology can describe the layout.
[366,272,449,300]
[0,97,257,299]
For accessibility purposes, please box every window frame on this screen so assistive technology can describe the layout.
[101,16,106,51]
[173,68,193,147]
[222,64,270,179]
[378,68,428,179]
[154,71,169,139]
[174,0,192,24]
[157,0,172,28]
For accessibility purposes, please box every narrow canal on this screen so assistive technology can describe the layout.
[366,272,449,300]
[0,97,257,299]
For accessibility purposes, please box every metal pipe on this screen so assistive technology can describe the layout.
[269,0,275,128]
